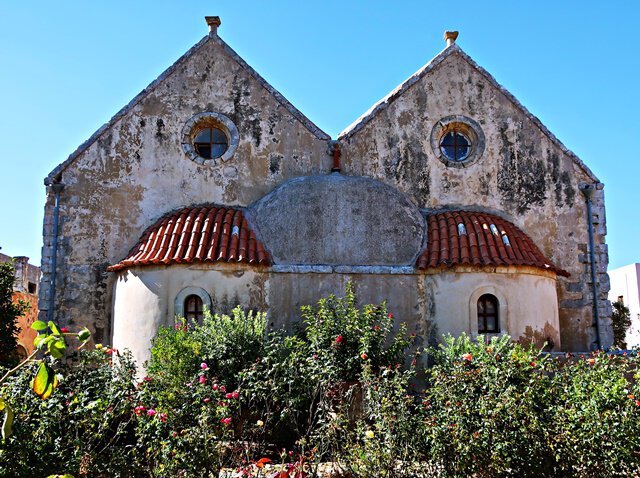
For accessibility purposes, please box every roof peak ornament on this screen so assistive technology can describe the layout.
[205,16,221,37]
[444,30,459,47]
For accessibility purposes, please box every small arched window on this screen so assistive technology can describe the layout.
[477,294,499,333]
[184,294,204,322]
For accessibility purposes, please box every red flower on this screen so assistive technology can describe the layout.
[220,385,226,393]
[199,375,206,384]
[232,391,239,399]
[60,327,70,333]
[636,400,640,407]
[212,384,219,391]
[361,353,368,360]
[203,398,210,403]
[462,353,473,362]
[158,413,168,422]
[225,393,233,399]
[388,313,393,319]
[335,335,343,344]
[587,358,596,365]
[220,417,232,425]
[373,325,380,331]
[530,362,536,368]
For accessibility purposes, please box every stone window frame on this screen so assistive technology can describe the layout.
[174,286,212,321]
[430,115,485,168]
[181,112,239,165]
[468,286,508,339]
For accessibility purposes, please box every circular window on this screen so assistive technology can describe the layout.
[440,131,471,162]
[430,115,485,168]
[194,126,228,159]
[181,112,239,165]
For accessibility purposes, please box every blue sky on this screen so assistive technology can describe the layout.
[0,1,638,270]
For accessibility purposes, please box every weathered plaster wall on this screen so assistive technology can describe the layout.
[40,34,330,343]
[338,49,609,350]
[112,264,560,370]
[112,263,267,369]
[425,269,560,350]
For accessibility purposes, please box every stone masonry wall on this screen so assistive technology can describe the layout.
[39,33,331,343]
[338,48,610,350]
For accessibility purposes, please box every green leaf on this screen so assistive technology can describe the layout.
[31,320,48,331]
[48,338,67,359]
[32,362,58,399]
[34,334,46,349]
[1,402,13,440]
[48,321,61,336]
[77,327,91,343]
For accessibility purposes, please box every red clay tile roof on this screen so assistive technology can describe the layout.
[416,210,569,277]
[107,205,271,272]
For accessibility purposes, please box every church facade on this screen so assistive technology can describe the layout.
[39,18,611,368]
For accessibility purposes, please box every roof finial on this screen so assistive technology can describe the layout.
[444,31,459,47]
[205,16,221,37]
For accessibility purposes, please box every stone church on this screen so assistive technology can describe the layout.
[39,17,611,368]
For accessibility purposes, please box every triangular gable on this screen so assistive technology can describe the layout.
[45,32,330,186]
[338,44,598,183]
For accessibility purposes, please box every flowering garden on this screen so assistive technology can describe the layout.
[1,285,640,477]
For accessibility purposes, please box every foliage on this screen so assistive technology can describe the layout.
[2,287,640,477]
[147,306,267,392]
[0,260,28,366]
[0,348,139,478]
[419,334,640,478]
[239,284,412,451]
[611,298,632,348]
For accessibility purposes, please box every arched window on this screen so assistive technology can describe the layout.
[477,294,499,333]
[184,294,204,322]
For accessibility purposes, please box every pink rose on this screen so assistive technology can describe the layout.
[147,409,156,417]
[212,384,219,391]
[335,335,343,344]
[232,391,239,399]
[200,362,209,370]
[199,375,206,384]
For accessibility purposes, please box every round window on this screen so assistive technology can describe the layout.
[430,115,485,168]
[439,131,471,162]
[194,126,228,159]
[181,112,239,165]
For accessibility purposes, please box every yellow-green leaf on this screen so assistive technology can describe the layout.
[32,362,58,399]
[1,402,13,440]
[31,320,48,331]
[48,321,61,336]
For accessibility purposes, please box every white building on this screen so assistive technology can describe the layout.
[608,264,640,348]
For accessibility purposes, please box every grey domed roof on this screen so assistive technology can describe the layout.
[249,174,425,266]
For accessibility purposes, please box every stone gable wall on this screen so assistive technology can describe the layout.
[338,52,610,350]
[39,37,331,343]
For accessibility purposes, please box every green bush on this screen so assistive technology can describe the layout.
[2,287,640,477]
[0,348,140,478]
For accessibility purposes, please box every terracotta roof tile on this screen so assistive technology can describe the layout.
[107,205,271,272]
[416,210,569,277]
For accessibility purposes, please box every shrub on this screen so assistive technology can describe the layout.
[0,348,139,478]
[147,306,267,392]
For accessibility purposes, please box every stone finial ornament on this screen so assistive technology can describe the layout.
[444,30,459,47]
[205,16,221,36]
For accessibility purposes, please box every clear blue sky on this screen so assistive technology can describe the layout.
[0,1,638,270]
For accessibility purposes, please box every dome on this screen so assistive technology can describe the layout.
[250,174,425,266]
